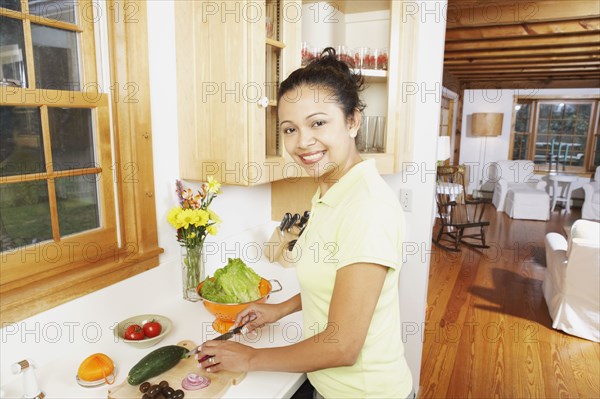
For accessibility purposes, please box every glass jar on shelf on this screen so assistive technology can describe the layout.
[353,47,370,70]
[374,48,388,70]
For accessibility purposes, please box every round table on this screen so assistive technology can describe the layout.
[549,174,580,213]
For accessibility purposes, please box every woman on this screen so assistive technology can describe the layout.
[198,48,414,399]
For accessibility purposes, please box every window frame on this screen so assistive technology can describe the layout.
[509,95,600,175]
[0,0,162,324]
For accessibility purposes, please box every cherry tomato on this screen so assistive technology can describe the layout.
[124,324,145,340]
[143,320,162,338]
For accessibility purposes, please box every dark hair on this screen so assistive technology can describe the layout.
[277,47,366,119]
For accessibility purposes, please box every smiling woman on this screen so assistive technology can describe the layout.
[196,48,415,399]
[278,48,365,193]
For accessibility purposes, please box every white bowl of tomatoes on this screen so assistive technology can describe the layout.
[114,314,172,349]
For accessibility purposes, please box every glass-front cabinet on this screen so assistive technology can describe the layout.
[175,0,417,185]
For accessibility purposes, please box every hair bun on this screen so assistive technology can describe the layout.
[278,47,365,117]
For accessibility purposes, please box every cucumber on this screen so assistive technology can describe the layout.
[127,345,188,385]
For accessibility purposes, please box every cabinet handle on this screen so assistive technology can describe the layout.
[258,96,269,109]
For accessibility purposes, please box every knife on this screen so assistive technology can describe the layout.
[297,210,311,235]
[279,213,292,233]
[297,210,310,230]
[186,322,248,360]
[288,213,301,231]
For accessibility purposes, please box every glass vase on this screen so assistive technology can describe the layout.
[181,245,204,302]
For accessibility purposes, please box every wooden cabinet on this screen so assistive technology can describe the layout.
[175,0,301,185]
[175,0,418,186]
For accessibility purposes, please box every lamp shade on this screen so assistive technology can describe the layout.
[437,136,451,161]
[471,113,503,137]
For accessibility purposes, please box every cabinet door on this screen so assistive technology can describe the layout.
[175,0,265,185]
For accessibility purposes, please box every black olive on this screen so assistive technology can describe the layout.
[163,386,175,397]
[159,380,169,389]
[141,394,151,399]
[173,389,185,399]
[148,385,161,396]
[140,381,151,393]
[155,394,166,399]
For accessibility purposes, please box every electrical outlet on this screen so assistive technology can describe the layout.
[400,189,412,212]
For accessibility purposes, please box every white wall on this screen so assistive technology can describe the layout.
[381,4,447,393]
[459,88,600,193]
[147,1,447,394]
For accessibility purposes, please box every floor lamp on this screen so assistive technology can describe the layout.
[437,136,451,165]
[471,113,503,189]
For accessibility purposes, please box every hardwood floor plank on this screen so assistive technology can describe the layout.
[419,206,600,399]
[540,341,578,398]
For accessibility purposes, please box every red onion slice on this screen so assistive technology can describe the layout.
[182,373,211,390]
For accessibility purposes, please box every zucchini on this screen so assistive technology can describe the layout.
[127,345,188,385]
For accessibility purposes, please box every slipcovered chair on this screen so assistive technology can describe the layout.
[543,219,600,342]
[490,160,547,212]
[582,166,600,221]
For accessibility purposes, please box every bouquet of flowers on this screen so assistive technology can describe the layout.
[167,177,221,301]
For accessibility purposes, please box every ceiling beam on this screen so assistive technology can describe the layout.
[463,78,600,89]
[444,32,600,51]
[449,67,600,76]
[446,62,600,71]
[445,55,600,66]
[446,17,600,40]
[446,1,600,28]
[445,45,600,59]
[455,70,600,77]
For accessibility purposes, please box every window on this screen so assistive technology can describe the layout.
[1,0,161,323]
[510,98,600,174]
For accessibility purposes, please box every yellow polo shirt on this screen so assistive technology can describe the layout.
[295,159,413,398]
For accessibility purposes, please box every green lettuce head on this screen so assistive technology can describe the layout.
[200,258,262,303]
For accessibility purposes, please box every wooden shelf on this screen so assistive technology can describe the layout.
[266,38,285,49]
[352,68,388,83]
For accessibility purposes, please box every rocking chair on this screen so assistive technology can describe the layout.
[433,165,490,252]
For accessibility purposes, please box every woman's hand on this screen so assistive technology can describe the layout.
[196,340,255,373]
[235,303,283,334]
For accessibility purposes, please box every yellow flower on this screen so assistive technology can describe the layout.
[189,232,196,238]
[208,209,221,224]
[167,207,183,228]
[207,176,221,194]
[177,209,196,229]
[207,225,218,235]
[191,209,210,227]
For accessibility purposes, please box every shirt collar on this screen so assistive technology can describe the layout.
[311,158,375,207]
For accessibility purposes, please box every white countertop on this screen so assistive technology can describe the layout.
[0,223,306,399]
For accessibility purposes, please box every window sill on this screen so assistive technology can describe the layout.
[0,247,163,325]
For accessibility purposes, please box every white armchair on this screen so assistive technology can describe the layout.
[490,160,547,212]
[582,166,600,221]
[543,219,600,342]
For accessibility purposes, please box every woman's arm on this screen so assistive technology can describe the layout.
[199,263,388,373]
[234,293,302,333]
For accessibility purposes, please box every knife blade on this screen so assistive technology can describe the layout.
[186,322,248,359]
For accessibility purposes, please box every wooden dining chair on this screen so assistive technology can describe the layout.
[433,165,490,252]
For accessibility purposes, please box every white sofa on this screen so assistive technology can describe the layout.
[543,219,600,342]
[582,166,600,221]
[490,160,547,212]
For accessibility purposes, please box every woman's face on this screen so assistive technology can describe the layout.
[278,85,362,183]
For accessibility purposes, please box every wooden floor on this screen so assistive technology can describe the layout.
[419,205,600,399]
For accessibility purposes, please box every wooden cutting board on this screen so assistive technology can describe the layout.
[108,340,245,399]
